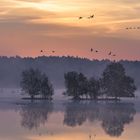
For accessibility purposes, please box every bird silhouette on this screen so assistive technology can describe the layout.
[112,54,116,56]
[40,50,43,53]
[95,50,98,53]
[89,134,92,139]
[52,51,55,53]
[90,15,94,18]
[79,17,83,20]
[91,48,93,52]
[87,15,94,19]
[108,52,112,55]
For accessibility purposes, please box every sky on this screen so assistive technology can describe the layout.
[0,0,140,60]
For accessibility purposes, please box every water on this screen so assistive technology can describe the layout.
[0,89,140,140]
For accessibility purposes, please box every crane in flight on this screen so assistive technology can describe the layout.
[79,17,83,20]
[90,15,94,18]
[108,52,112,55]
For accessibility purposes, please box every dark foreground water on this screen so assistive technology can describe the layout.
[0,89,140,140]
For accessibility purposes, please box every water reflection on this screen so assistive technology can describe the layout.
[101,103,136,137]
[19,101,53,130]
[63,101,136,137]
[17,100,136,138]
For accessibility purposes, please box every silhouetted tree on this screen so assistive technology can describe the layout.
[64,72,88,99]
[77,73,88,99]
[88,77,100,99]
[20,68,54,99]
[64,72,80,99]
[100,62,136,99]
[40,74,54,99]
[20,68,42,99]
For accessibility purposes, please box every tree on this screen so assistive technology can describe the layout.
[40,74,54,99]
[64,72,88,99]
[20,68,42,99]
[64,72,80,99]
[100,62,136,99]
[77,73,88,99]
[20,68,54,99]
[88,77,100,99]
[64,72,102,100]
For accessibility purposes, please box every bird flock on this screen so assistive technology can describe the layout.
[126,27,140,30]
[40,50,55,54]
[39,48,116,59]
[90,48,116,57]
[78,14,139,32]
[39,14,119,59]
[79,14,94,20]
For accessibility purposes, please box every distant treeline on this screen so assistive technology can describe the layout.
[0,56,140,88]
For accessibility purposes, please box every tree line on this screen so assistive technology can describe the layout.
[20,62,136,100]
[0,55,140,88]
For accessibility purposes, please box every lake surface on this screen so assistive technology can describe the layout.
[0,89,140,140]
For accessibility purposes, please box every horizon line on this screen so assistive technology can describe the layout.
[0,55,140,62]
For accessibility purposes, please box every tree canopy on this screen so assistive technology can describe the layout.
[101,62,136,99]
[64,62,136,100]
[20,68,54,99]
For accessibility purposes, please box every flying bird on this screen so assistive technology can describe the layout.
[52,51,55,53]
[87,14,94,19]
[108,52,112,55]
[40,50,43,53]
[79,17,83,20]
[90,15,94,18]
[89,134,92,139]
[90,48,93,52]
[95,50,98,53]
[112,54,116,57]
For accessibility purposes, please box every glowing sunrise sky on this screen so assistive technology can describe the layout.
[0,0,140,60]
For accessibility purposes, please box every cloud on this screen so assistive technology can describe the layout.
[0,18,140,60]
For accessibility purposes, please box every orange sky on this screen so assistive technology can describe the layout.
[0,0,140,60]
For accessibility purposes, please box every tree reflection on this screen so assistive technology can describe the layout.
[63,101,136,137]
[101,103,136,137]
[19,101,53,130]
[63,101,87,127]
